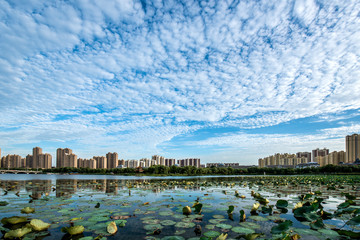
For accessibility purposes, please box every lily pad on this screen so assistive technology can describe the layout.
[216,223,232,229]
[160,220,176,226]
[107,221,117,234]
[4,227,32,239]
[30,219,51,231]
[175,222,195,228]
[161,236,185,240]
[203,230,221,238]
[231,227,255,234]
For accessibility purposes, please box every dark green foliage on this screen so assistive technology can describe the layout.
[271,220,292,234]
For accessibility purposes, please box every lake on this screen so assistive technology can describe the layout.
[0,174,359,240]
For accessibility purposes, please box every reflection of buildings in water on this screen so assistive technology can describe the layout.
[105,179,118,194]
[25,180,51,199]
[56,179,77,198]
[0,180,25,193]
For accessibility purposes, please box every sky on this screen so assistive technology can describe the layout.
[0,0,360,165]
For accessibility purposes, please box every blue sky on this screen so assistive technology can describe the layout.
[0,0,360,165]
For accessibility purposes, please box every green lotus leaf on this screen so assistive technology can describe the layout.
[232,227,255,234]
[0,201,9,206]
[30,219,51,231]
[318,229,340,237]
[270,220,292,234]
[203,230,221,238]
[248,216,267,221]
[143,224,163,231]
[276,200,288,209]
[4,227,32,239]
[1,216,28,225]
[160,220,176,226]
[303,212,320,222]
[215,223,232,229]
[21,207,35,214]
[239,222,260,229]
[309,219,324,230]
[161,236,185,240]
[337,229,360,238]
[66,225,85,235]
[107,221,117,234]
[347,215,360,226]
[175,221,195,228]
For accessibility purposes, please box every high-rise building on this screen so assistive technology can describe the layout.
[296,152,311,162]
[152,155,165,165]
[139,158,151,168]
[78,158,97,169]
[26,155,33,169]
[38,153,52,169]
[94,156,107,169]
[106,152,118,169]
[312,148,329,161]
[32,147,42,169]
[127,160,139,168]
[165,159,176,166]
[118,159,125,167]
[177,158,201,167]
[1,154,21,168]
[57,148,73,168]
[346,134,360,163]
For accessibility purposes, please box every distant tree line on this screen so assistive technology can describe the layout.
[39,164,360,175]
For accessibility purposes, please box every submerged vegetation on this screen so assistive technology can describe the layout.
[39,164,360,176]
[0,175,359,239]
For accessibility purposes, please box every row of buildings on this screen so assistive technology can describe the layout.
[0,148,200,169]
[258,133,360,168]
[0,147,52,169]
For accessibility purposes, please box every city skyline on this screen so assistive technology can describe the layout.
[0,1,360,164]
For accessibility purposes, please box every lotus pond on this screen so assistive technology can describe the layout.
[0,174,360,240]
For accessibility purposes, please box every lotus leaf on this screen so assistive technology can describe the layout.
[347,215,360,225]
[66,225,85,235]
[161,236,185,240]
[175,221,195,228]
[21,207,35,214]
[30,219,51,231]
[276,200,288,209]
[1,216,28,225]
[309,219,324,230]
[4,227,32,239]
[203,230,221,238]
[232,227,255,234]
[270,220,292,234]
[318,229,340,237]
[160,220,176,226]
[0,201,9,206]
[107,221,117,234]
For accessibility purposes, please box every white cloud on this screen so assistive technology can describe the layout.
[0,0,359,161]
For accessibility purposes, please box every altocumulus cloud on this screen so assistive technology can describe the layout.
[0,0,359,162]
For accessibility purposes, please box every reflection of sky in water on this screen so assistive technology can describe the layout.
[0,174,359,239]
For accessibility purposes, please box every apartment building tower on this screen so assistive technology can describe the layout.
[312,148,329,161]
[94,156,107,169]
[346,134,360,163]
[106,152,118,169]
